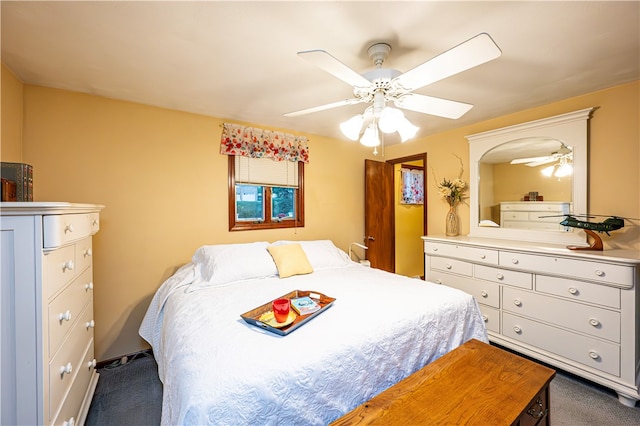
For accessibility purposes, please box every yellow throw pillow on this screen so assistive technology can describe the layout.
[267,243,314,278]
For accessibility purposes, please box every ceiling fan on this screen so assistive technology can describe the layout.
[510,143,573,167]
[284,33,502,140]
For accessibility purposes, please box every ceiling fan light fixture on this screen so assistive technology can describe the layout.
[340,114,365,140]
[378,106,404,133]
[541,165,556,177]
[397,118,419,143]
[360,122,380,147]
[555,162,573,177]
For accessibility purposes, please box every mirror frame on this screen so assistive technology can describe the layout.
[467,108,594,245]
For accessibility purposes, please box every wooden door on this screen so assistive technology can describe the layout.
[364,159,395,272]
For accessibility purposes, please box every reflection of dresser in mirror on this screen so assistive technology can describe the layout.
[500,201,570,230]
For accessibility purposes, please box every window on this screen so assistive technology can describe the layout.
[228,156,304,231]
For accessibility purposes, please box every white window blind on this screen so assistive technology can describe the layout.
[235,156,298,187]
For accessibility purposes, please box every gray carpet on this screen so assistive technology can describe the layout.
[86,351,640,425]
[86,352,162,426]
[550,371,640,425]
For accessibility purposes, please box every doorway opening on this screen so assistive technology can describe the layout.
[364,153,427,275]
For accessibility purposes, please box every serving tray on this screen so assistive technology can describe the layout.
[241,290,336,336]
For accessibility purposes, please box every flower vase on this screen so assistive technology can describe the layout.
[445,205,459,236]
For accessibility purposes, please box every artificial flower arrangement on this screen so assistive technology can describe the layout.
[434,155,468,207]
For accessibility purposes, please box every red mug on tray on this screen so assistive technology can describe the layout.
[272,298,290,323]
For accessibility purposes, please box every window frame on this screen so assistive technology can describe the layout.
[228,155,305,231]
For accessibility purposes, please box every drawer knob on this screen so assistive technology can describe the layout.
[64,224,74,234]
[595,270,605,277]
[87,359,97,369]
[85,282,94,291]
[482,315,489,323]
[84,248,93,258]
[62,261,74,272]
[513,326,522,334]
[568,287,578,295]
[92,219,98,226]
[513,299,522,307]
[63,417,75,426]
[496,273,504,280]
[433,247,438,252]
[480,291,488,298]
[58,310,72,322]
[588,350,600,360]
[60,362,73,375]
[589,318,601,327]
[435,279,442,284]
[86,320,95,329]
[446,264,452,270]
[511,258,519,265]
[480,254,486,259]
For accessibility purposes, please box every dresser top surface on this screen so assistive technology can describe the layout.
[1,202,104,216]
[423,235,640,263]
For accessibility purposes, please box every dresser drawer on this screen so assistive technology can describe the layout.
[75,237,94,276]
[43,213,99,249]
[499,251,634,288]
[502,221,562,231]
[430,256,473,277]
[44,245,77,299]
[503,312,620,376]
[428,270,500,308]
[479,305,500,333]
[502,211,528,221]
[50,340,96,426]
[424,242,498,265]
[536,275,620,309]
[48,303,94,417]
[503,287,620,343]
[475,264,532,289]
[48,267,93,356]
[519,386,549,426]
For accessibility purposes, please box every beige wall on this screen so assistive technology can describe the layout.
[492,162,572,203]
[386,81,640,251]
[1,63,24,160]
[16,85,371,360]
[4,68,638,360]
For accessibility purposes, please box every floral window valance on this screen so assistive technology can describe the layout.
[400,168,424,205]
[220,123,309,163]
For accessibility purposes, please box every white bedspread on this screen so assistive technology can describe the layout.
[140,263,488,425]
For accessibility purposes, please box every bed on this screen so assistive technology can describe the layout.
[139,240,488,425]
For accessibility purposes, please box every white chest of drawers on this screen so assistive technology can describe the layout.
[423,235,640,407]
[1,202,103,425]
[500,201,570,230]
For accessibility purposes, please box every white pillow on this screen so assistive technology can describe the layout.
[271,240,351,270]
[191,242,278,286]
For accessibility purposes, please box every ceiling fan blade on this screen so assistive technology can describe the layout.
[394,33,502,91]
[297,49,372,88]
[394,93,473,119]
[525,158,557,167]
[510,156,552,165]
[284,98,364,117]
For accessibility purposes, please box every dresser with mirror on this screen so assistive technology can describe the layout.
[424,109,640,406]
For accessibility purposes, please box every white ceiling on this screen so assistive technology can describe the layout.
[2,1,638,145]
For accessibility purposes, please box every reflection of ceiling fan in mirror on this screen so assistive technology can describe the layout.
[510,143,573,167]
[284,33,502,145]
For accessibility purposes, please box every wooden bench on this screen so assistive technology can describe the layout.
[332,339,555,425]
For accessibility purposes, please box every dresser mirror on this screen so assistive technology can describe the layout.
[466,108,593,245]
